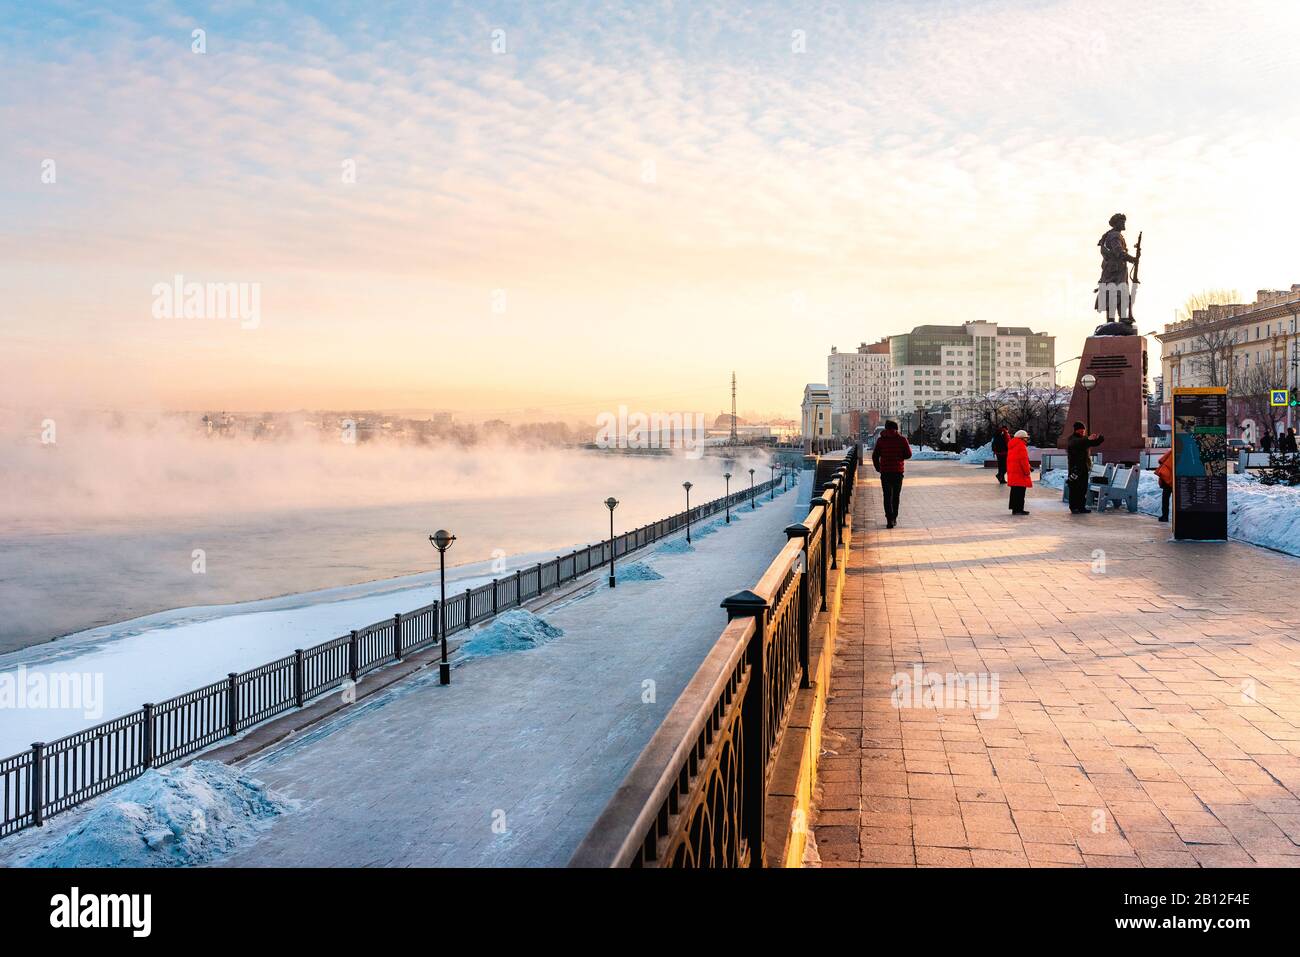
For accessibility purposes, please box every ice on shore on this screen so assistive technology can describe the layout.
[460,610,564,658]
[4,761,293,868]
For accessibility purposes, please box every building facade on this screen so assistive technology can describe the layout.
[827,340,890,417]
[887,321,1056,417]
[800,383,832,441]
[1157,285,1300,439]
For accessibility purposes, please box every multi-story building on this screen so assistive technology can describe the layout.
[827,340,890,418]
[1157,285,1300,436]
[887,321,1056,417]
[800,383,832,441]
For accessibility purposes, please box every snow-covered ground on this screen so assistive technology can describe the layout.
[1039,467,1300,558]
[3,475,814,866]
[910,445,960,461]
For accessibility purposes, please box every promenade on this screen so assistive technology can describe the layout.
[814,460,1300,867]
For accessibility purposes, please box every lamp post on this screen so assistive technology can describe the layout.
[682,481,693,544]
[769,464,776,499]
[723,472,732,524]
[748,468,756,510]
[604,497,618,588]
[428,529,456,685]
[1080,373,1097,434]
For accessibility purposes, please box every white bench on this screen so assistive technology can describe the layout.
[1237,451,1272,473]
[1090,465,1142,513]
[1061,462,1111,502]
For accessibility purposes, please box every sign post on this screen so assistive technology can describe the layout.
[1171,387,1228,541]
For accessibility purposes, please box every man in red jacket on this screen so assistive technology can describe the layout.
[1006,429,1033,515]
[871,420,912,528]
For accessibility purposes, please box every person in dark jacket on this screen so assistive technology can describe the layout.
[991,426,1009,484]
[1066,421,1105,513]
[1282,428,1299,453]
[1007,430,1033,515]
[1261,430,1274,453]
[871,420,912,529]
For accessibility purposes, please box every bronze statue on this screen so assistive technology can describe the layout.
[1093,212,1141,336]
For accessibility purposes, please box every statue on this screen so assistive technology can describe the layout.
[1093,212,1142,336]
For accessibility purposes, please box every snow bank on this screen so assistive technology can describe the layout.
[911,446,960,461]
[460,610,564,658]
[7,761,293,868]
[655,538,695,555]
[616,561,663,582]
[959,441,994,464]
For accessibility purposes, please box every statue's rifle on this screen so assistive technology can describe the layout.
[1130,231,1143,284]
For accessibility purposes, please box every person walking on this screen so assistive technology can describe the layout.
[1262,430,1274,453]
[1282,428,1298,453]
[992,426,1009,484]
[1007,429,1032,515]
[1155,448,1173,522]
[1066,420,1105,514]
[871,419,912,529]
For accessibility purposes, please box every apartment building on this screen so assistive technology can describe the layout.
[827,340,890,417]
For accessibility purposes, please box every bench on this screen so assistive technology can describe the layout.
[1060,462,1112,503]
[1089,465,1141,513]
[1237,451,1272,473]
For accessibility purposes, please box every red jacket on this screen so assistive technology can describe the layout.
[1155,450,1173,489]
[1006,437,1033,488]
[871,430,912,474]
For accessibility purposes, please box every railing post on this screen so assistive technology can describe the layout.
[464,587,472,621]
[721,589,770,868]
[227,672,239,737]
[393,613,402,661]
[142,702,155,768]
[515,569,522,605]
[492,578,498,615]
[31,741,44,827]
[810,497,831,612]
[348,629,359,682]
[785,524,813,689]
[294,649,305,707]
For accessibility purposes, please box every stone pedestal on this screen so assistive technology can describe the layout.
[1057,336,1148,464]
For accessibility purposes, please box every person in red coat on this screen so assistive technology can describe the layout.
[1006,429,1032,515]
[870,419,912,529]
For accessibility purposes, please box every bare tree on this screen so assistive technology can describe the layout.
[1193,328,1237,387]
[1231,359,1286,446]
[1177,288,1242,323]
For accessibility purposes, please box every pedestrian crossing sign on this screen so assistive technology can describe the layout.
[1271,389,1288,407]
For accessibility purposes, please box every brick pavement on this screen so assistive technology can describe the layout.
[813,461,1300,868]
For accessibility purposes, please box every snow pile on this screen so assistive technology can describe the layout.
[12,761,293,868]
[460,610,564,658]
[655,537,695,555]
[616,561,664,582]
[911,446,960,461]
[959,441,994,464]
[1038,469,1066,489]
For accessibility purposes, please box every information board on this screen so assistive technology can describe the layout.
[1171,387,1228,541]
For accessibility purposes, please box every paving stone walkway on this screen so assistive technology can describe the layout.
[814,461,1300,868]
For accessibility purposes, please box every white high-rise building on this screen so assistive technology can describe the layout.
[827,340,890,416]
[887,321,1056,416]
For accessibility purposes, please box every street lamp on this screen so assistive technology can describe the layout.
[604,497,618,588]
[723,472,732,524]
[748,468,756,509]
[682,481,693,544]
[1080,373,1097,433]
[769,463,776,499]
[428,529,456,685]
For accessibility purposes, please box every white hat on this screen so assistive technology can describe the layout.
[1013,430,1030,439]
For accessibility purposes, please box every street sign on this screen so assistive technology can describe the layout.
[1171,387,1228,541]
[1270,389,1288,407]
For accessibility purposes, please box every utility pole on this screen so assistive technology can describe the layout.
[730,371,738,444]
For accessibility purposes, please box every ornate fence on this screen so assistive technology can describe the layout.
[568,447,857,867]
[0,473,792,841]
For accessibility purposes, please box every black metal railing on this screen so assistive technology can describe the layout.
[569,446,857,867]
[0,473,795,841]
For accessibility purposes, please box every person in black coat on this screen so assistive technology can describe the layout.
[1262,430,1274,452]
[1066,421,1105,513]
[1282,428,1299,453]
[991,426,1009,484]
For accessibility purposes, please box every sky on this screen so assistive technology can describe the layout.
[3,0,1299,422]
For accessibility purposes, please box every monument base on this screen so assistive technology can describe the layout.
[1058,335,1148,464]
